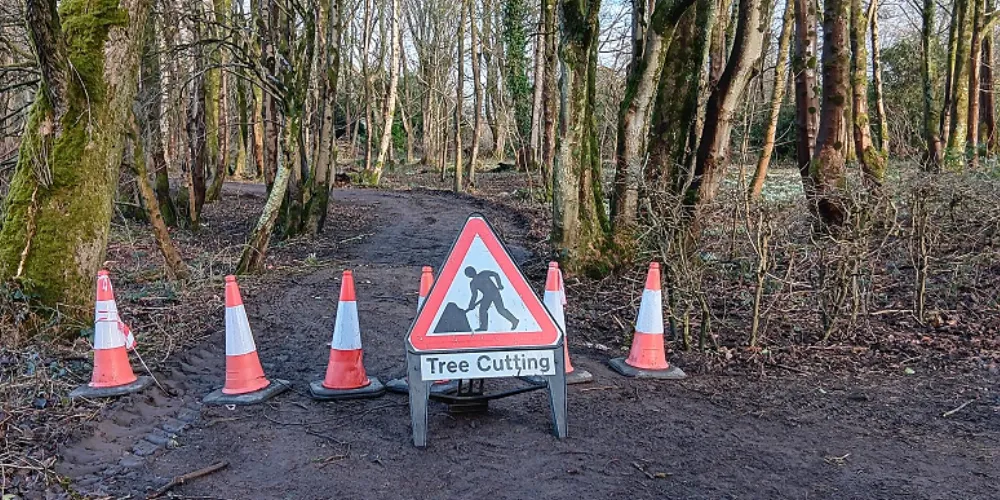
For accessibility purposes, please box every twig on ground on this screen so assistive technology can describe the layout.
[942,400,974,418]
[148,461,229,498]
[338,233,373,244]
[579,386,615,392]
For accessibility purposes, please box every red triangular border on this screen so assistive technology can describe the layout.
[408,215,559,351]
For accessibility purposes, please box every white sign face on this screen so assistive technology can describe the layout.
[419,350,556,380]
[425,235,541,336]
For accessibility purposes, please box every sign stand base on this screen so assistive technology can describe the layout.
[407,344,567,448]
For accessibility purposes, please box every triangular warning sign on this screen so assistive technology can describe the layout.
[408,215,561,351]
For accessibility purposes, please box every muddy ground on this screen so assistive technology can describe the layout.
[52,183,1000,499]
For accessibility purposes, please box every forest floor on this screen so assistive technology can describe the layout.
[5,166,999,499]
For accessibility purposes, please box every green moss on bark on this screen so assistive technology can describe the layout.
[0,0,139,325]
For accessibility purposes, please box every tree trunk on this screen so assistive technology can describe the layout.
[454,0,466,192]
[708,0,733,87]
[611,0,696,235]
[0,0,152,323]
[553,0,608,271]
[504,0,532,154]
[130,117,189,280]
[138,9,179,227]
[370,0,400,185]
[941,3,960,148]
[870,0,889,153]
[850,0,886,187]
[401,55,415,164]
[690,0,767,208]
[793,0,819,193]
[238,121,292,274]
[529,10,546,168]
[305,0,344,236]
[967,0,986,167]
[946,0,973,169]
[469,0,484,188]
[749,0,794,200]
[923,0,944,168]
[983,7,998,154]
[812,0,850,227]
[201,0,223,203]
[362,0,375,173]
[186,40,208,230]
[276,7,314,239]
[540,0,559,195]
[643,4,703,219]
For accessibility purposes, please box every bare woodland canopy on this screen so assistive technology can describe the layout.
[0,0,996,343]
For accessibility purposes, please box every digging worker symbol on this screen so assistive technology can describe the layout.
[464,266,519,331]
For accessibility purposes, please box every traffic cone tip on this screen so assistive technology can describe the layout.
[225,277,243,307]
[340,270,357,302]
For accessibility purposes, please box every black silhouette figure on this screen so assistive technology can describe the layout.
[463,266,519,332]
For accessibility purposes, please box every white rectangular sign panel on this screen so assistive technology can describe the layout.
[419,350,556,381]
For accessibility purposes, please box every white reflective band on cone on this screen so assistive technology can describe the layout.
[543,290,566,332]
[417,296,425,311]
[331,301,362,350]
[225,304,258,356]
[94,320,126,349]
[95,300,120,323]
[635,288,664,335]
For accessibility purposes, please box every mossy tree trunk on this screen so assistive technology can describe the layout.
[304,0,344,237]
[504,0,532,156]
[0,0,152,325]
[690,0,768,209]
[276,5,314,239]
[185,37,208,230]
[138,9,179,227]
[129,117,189,280]
[811,0,850,227]
[642,3,705,219]
[941,3,960,148]
[922,0,944,169]
[540,0,559,194]
[849,0,886,187]
[241,0,313,269]
[553,0,608,272]
[983,3,999,155]
[204,0,232,202]
[966,0,985,167]
[749,0,794,200]
[946,0,972,169]
[611,0,696,237]
[870,0,889,153]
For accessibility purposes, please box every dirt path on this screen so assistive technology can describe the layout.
[58,187,999,499]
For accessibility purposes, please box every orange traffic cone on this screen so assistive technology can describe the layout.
[387,267,458,395]
[417,265,434,310]
[70,271,152,399]
[608,263,686,379]
[310,270,385,400]
[204,276,288,405]
[545,263,592,385]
